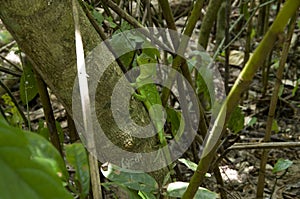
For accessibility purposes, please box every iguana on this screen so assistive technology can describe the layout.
[132,52,168,147]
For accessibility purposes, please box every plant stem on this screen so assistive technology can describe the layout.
[256,11,297,199]
[182,1,300,198]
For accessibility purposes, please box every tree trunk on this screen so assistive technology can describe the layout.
[0,0,167,184]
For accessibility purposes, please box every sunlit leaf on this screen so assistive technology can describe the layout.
[273,158,293,173]
[178,158,197,171]
[272,119,280,133]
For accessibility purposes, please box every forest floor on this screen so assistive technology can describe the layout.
[1,2,300,198]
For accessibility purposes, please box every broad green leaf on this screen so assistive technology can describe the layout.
[178,158,197,171]
[101,163,158,193]
[227,106,244,134]
[25,131,68,181]
[272,119,280,133]
[166,182,218,199]
[65,143,90,199]
[0,121,72,199]
[20,63,38,104]
[273,158,293,173]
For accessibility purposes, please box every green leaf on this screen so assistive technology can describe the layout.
[25,131,68,181]
[246,116,257,127]
[271,119,280,133]
[92,9,104,25]
[101,163,158,193]
[272,158,293,173]
[227,106,244,134]
[196,74,211,110]
[0,121,72,199]
[0,30,13,44]
[178,158,197,171]
[20,63,38,104]
[1,94,23,127]
[166,107,181,137]
[65,143,90,199]
[166,182,218,199]
[107,16,117,28]
[278,84,284,97]
[242,3,250,20]
[292,79,299,97]
[138,191,156,199]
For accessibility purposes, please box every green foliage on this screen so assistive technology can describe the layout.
[188,50,214,111]
[166,107,182,137]
[101,163,158,193]
[227,106,245,134]
[166,182,218,199]
[292,78,299,97]
[178,158,211,177]
[65,143,90,199]
[20,62,38,104]
[36,120,64,144]
[272,158,293,173]
[37,120,50,139]
[246,116,257,128]
[92,9,104,25]
[178,158,197,172]
[1,93,23,127]
[0,29,13,44]
[0,119,72,199]
[138,191,156,199]
[242,3,250,20]
[106,16,117,28]
[271,119,280,133]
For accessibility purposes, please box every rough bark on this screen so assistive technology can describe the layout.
[0,0,167,184]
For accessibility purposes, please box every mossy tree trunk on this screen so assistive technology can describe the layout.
[0,0,167,185]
